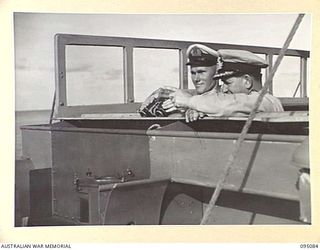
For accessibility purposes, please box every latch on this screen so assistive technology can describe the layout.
[120,168,135,182]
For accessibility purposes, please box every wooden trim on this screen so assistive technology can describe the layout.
[300,57,308,97]
[54,34,310,118]
[55,103,141,118]
[123,46,134,102]
[179,48,188,89]
[279,97,309,106]
[54,34,67,108]
[55,34,310,57]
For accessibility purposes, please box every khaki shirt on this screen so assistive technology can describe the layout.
[188,90,284,116]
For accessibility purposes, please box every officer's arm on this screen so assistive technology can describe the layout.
[188,92,283,116]
[188,93,258,116]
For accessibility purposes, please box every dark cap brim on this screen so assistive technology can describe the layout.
[213,71,237,79]
[186,60,217,67]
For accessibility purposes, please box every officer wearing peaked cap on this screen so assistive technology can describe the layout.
[160,44,220,121]
[213,49,278,96]
[213,49,269,91]
[214,49,268,79]
[140,44,220,119]
[186,44,219,67]
[163,49,283,119]
[183,44,220,95]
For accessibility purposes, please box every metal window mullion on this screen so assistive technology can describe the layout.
[266,54,273,94]
[179,48,188,89]
[123,46,134,103]
[300,57,307,98]
[55,36,67,108]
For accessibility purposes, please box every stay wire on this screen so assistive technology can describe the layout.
[49,90,56,124]
[200,13,305,225]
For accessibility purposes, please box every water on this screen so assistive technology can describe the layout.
[15,110,51,159]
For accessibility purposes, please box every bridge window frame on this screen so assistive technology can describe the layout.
[54,33,309,119]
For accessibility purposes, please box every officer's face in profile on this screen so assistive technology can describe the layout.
[190,66,217,94]
[221,75,251,94]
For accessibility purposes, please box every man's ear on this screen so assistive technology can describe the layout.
[243,74,253,90]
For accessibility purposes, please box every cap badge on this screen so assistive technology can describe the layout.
[216,56,224,71]
[190,47,202,57]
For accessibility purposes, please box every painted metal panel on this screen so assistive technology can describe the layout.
[51,130,150,220]
[149,133,306,200]
[202,188,301,224]
[20,119,309,225]
[21,128,53,169]
[205,206,301,225]
[160,182,204,225]
[102,179,168,225]
[29,168,53,224]
[160,182,302,225]
[15,159,35,226]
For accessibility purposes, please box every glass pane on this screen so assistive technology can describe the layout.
[272,55,300,97]
[133,48,179,102]
[66,45,124,106]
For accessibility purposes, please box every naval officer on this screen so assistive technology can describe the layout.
[162,49,284,121]
[139,43,219,118]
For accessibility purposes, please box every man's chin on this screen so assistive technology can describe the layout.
[195,88,205,95]
[196,89,205,95]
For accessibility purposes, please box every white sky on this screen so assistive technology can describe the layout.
[14,13,312,111]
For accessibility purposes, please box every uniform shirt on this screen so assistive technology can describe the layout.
[187,90,284,116]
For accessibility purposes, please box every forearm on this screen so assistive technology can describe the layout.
[187,93,256,116]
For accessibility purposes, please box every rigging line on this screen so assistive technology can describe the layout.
[293,81,301,97]
[49,90,56,125]
[200,13,305,225]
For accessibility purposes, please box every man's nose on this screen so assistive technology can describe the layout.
[194,73,201,81]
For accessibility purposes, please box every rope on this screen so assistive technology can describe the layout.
[147,123,162,131]
[49,90,56,125]
[200,14,305,225]
[293,81,301,97]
